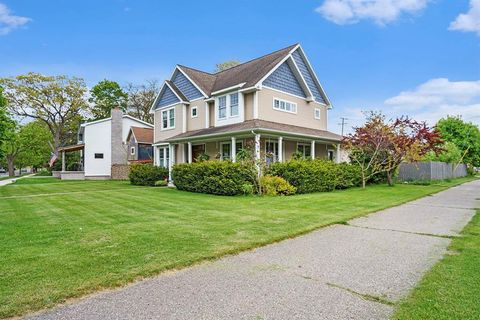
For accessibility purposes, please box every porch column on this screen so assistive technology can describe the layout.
[168,144,175,182]
[254,134,261,161]
[187,142,192,163]
[311,140,315,160]
[61,151,65,171]
[231,136,236,162]
[254,133,261,176]
[278,136,283,162]
[336,144,341,163]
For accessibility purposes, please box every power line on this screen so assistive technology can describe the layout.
[338,117,348,136]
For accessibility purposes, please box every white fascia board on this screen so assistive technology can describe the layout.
[122,115,154,127]
[287,56,314,100]
[81,117,112,127]
[210,83,246,96]
[175,66,208,98]
[149,81,167,114]
[253,44,300,88]
[295,45,332,108]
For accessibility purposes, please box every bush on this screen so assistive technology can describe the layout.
[260,176,296,196]
[268,159,362,194]
[35,169,52,176]
[154,180,168,187]
[172,160,256,196]
[129,164,168,186]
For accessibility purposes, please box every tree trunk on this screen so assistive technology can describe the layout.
[386,171,394,186]
[7,155,15,177]
[361,171,366,189]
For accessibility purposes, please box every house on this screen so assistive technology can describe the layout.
[57,108,153,179]
[150,44,343,180]
[126,126,154,162]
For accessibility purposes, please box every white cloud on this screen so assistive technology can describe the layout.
[0,3,30,35]
[449,0,480,36]
[315,0,430,25]
[384,78,480,126]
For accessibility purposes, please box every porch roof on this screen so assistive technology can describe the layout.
[159,120,342,144]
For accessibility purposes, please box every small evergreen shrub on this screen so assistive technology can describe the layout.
[268,159,362,194]
[172,160,257,196]
[260,176,296,196]
[154,180,168,187]
[35,169,52,176]
[129,164,168,186]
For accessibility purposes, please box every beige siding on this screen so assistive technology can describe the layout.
[244,92,254,120]
[257,87,327,130]
[186,99,206,131]
[154,103,184,143]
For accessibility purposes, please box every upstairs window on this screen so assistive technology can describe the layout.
[273,98,297,114]
[162,107,175,130]
[191,106,198,118]
[218,96,227,119]
[314,108,321,120]
[230,93,239,117]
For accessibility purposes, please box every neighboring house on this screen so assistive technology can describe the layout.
[150,43,343,180]
[58,108,153,179]
[126,126,154,162]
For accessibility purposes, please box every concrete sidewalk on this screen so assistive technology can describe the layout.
[28,180,480,320]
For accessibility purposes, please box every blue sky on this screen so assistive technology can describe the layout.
[1,0,479,133]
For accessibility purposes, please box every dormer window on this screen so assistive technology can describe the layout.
[230,93,239,117]
[218,96,227,119]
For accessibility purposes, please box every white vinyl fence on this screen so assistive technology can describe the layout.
[398,161,467,181]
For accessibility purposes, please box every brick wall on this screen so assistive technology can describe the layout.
[111,164,130,180]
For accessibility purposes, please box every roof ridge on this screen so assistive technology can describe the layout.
[177,64,215,76]
[213,43,298,75]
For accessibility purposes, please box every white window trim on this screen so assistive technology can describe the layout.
[158,146,170,168]
[265,141,279,162]
[191,106,198,118]
[297,142,312,159]
[217,92,240,121]
[314,108,321,120]
[161,106,175,131]
[328,149,335,161]
[130,146,135,155]
[273,97,297,114]
[220,141,231,160]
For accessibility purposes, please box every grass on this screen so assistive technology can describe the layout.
[0,176,476,318]
[393,209,480,320]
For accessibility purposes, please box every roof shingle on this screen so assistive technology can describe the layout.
[131,126,154,144]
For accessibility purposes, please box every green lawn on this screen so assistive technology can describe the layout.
[0,177,475,318]
[393,209,480,320]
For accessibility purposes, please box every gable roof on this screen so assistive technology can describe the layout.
[129,126,154,144]
[152,43,331,111]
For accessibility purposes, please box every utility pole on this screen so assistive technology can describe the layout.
[338,117,348,136]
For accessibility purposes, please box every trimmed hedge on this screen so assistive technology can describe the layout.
[268,159,362,194]
[129,164,168,186]
[172,161,256,196]
[260,176,296,196]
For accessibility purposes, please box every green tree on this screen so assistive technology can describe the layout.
[214,60,241,72]
[0,73,88,154]
[125,80,158,124]
[424,141,462,163]
[0,86,14,160]
[89,79,128,120]
[1,121,52,176]
[436,116,480,166]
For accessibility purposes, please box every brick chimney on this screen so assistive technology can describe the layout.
[111,107,126,165]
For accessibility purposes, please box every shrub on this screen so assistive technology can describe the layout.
[260,176,296,196]
[172,160,257,196]
[35,169,52,176]
[154,180,168,187]
[268,159,362,194]
[129,164,168,186]
[241,183,255,195]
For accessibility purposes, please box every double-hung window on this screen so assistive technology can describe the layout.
[273,98,297,113]
[297,143,311,159]
[220,142,231,160]
[314,108,321,120]
[230,93,239,117]
[162,107,175,130]
[218,96,227,119]
[158,147,170,168]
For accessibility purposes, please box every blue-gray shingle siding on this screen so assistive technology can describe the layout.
[172,70,203,100]
[262,61,306,98]
[157,85,180,108]
[292,50,327,104]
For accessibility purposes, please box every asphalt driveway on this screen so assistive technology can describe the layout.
[27,180,479,320]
